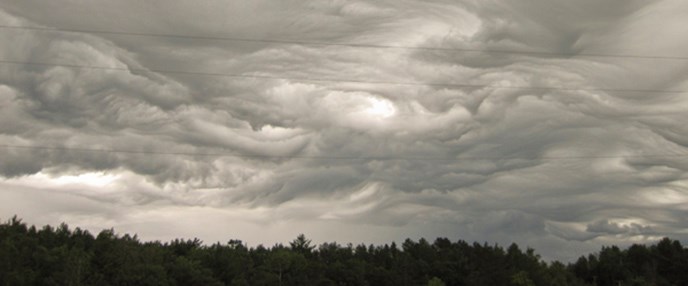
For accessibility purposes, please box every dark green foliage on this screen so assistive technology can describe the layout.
[1,216,686,286]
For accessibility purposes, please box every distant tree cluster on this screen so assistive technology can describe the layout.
[1,216,687,285]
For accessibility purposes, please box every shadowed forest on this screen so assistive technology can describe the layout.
[1,217,687,286]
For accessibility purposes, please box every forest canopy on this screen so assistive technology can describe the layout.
[1,216,686,286]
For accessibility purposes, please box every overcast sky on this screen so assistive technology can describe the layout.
[1,0,687,261]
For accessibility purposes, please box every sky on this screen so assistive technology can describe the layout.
[0,0,687,262]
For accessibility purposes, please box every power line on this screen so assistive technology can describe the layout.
[1,59,686,94]
[1,24,687,61]
[1,144,687,162]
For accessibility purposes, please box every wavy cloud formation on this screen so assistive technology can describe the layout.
[1,0,687,261]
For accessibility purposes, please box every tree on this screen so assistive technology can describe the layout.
[511,271,535,286]
[264,248,307,286]
[168,256,222,286]
[2,216,688,286]
[289,234,314,255]
[427,276,446,286]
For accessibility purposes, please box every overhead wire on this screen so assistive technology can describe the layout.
[1,24,687,94]
[1,25,688,162]
[1,24,687,61]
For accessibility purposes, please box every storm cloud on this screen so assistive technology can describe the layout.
[1,0,687,261]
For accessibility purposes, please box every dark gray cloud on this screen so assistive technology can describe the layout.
[587,219,655,235]
[1,0,687,261]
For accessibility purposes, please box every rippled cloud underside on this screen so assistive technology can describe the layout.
[1,0,687,261]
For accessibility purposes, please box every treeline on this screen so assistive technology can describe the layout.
[1,217,686,286]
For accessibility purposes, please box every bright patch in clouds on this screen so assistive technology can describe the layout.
[51,172,120,187]
[23,172,122,188]
[365,97,396,118]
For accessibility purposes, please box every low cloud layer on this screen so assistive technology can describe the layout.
[1,0,687,261]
